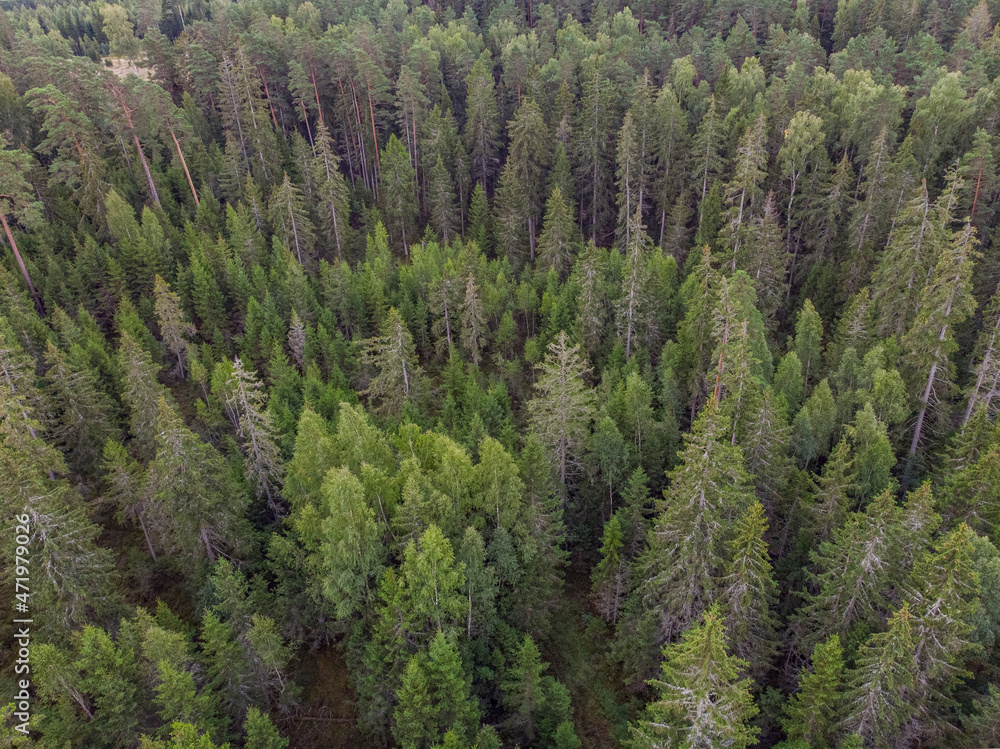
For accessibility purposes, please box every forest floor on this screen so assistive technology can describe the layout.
[543,565,639,749]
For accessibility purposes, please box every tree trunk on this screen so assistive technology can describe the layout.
[0,212,43,314]
[168,124,199,206]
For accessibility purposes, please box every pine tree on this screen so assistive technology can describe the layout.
[154,275,196,378]
[225,357,284,515]
[527,331,595,485]
[359,307,422,418]
[781,635,845,749]
[720,501,778,676]
[628,605,759,749]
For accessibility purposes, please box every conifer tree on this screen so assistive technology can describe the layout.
[0,133,45,312]
[380,135,419,255]
[575,54,615,243]
[573,241,608,355]
[147,397,250,563]
[592,514,628,625]
[841,604,918,746]
[428,155,458,244]
[154,275,196,378]
[793,300,824,390]
[616,209,652,361]
[394,631,479,749]
[268,172,316,265]
[628,606,759,749]
[723,113,768,265]
[904,220,978,467]
[118,331,172,461]
[43,341,117,476]
[527,331,595,485]
[501,635,547,744]
[312,120,350,257]
[225,357,284,515]
[720,501,778,676]
[464,53,501,191]
[781,635,845,749]
[459,274,487,366]
[359,307,422,418]
[536,186,579,279]
[690,97,727,205]
[634,399,755,651]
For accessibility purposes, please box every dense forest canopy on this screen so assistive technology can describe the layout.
[2,0,1000,746]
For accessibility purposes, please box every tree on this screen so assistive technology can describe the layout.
[628,605,759,749]
[154,275,196,378]
[633,399,755,655]
[359,307,422,418]
[592,514,628,625]
[402,525,466,635]
[380,135,419,255]
[527,331,595,485]
[502,99,551,259]
[225,358,283,515]
[841,604,918,746]
[147,397,250,563]
[243,707,288,749]
[536,186,579,279]
[464,53,501,192]
[616,210,652,361]
[428,156,459,244]
[723,113,768,266]
[575,54,615,243]
[319,467,383,620]
[459,274,487,366]
[781,635,845,749]
[719,501,778,676]
[394,631,479,749]
[904,220,978,468]
[0,134,44,312]
[502,635,546,743]
[268,173,316,265]
[690,97,727,206]
[312,121,351,257]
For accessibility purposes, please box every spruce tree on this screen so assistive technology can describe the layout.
[154,275,196,378]
[527,331,595,485]
[359,307,423,418]
[536,186,579,279]
[781,635,846,749]
[720,501,778,676]
[841,604,918,746]
[628,605,759,749]
[380,135,419,255]
[268,172,316,265]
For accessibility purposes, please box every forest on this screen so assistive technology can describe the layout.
[1,0,1000,745]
